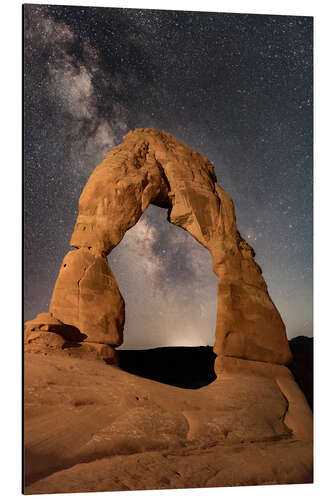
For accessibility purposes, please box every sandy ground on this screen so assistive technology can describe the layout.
[24,350,313,494]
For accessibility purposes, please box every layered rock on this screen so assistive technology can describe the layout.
[25,311,118,361]
[40,128,291,370]
[24,312,83,352]
[24,312,85,344]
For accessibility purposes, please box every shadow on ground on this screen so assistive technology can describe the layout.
[118,338,313,404]
[118,346,217,389]
[289,336,313,410]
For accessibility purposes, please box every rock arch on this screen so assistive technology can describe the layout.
[38,128,291,373]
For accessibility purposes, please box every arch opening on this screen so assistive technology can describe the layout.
[108,204,218,388]
[109,205,218,350]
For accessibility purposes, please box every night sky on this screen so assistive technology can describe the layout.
[23,4,313,349]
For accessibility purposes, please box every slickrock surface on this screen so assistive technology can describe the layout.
[24,350,312,494]
[46,128,291,369]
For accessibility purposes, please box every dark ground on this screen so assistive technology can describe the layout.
[118,345,217,390]
[118,336,313,408]
[288,336,313,409]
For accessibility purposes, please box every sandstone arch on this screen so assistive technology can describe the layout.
[42,128,291,373]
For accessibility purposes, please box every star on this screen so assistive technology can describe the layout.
[24,5,313,346]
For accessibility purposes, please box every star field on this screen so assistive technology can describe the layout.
[24,4,313,348]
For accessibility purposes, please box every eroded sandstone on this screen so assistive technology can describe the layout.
[28,128,292,369]
[49,248,124,345]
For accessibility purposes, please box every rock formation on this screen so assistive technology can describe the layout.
[24,129,313,494]
[26,128,292,371]
[24,312,85,349]
[49,248,124,346]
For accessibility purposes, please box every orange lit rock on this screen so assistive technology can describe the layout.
[48,128,291,367]
[50,248,124,345]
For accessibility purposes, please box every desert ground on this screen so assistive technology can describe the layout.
[24,345,313,494]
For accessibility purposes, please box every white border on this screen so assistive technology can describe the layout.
[2,1,332,499]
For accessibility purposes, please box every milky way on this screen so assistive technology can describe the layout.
[23,4,313,348]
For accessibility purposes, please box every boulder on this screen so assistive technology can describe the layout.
[24,312,85,343]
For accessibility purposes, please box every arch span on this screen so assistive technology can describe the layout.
[48,128,292,374]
